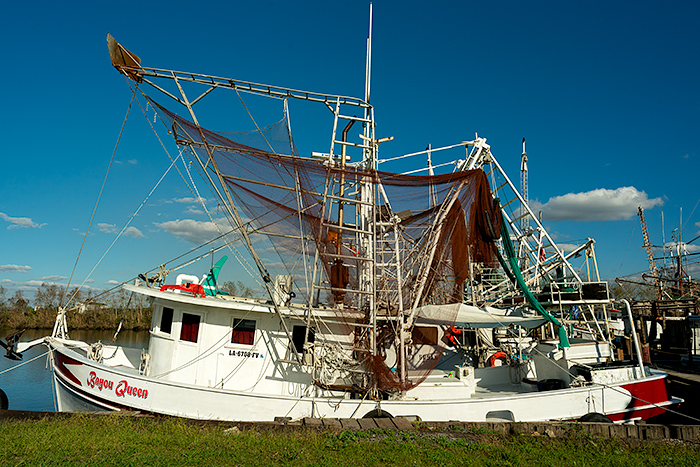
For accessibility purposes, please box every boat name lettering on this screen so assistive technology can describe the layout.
[115,380,149,399]
[87,371,113,391]
[229,350,262,358]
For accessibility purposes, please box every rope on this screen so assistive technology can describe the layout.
[0,350,50,376]
[283,384,315,419]
[63,90,135,308]
[235,88,276,154]
[348,390,370,418]
[180,147,264,291]
[109,292,134,344]
[682,197,700,233]
[615,221,636,277]
[134,81,266,293]
[75,152,182,293]
[149,327,233,378]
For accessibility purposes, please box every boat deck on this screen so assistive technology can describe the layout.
[473,382,539,398]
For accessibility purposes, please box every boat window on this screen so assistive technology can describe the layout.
[412,326,438,345]
[292,325,315,353]
[160,307,174,334]
[180,313,200,343]
[231,318,256,345]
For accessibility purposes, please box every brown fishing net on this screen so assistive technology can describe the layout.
[151,97,501,392]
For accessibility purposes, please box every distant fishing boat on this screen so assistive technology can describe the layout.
[4,9,680,423]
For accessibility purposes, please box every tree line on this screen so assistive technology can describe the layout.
[0,283,153,331]
[0,280,257,331]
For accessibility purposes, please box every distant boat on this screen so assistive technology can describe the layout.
[6,12,680,423]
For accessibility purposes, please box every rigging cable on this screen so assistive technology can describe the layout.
[231,88,312,293]
[682,197,700,233]
[134,82,264,292]
[74,151,182,295]
[614,220,636,277]
[63,90,135,308]
[134,81,273,292]
[65,81,251,308]
[0,350,50,376]
[180,146,264,291]
[234,88,276,154]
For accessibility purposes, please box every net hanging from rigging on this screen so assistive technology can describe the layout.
[149,96,505,391]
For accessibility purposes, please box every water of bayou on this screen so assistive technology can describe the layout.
[0,329,149,411]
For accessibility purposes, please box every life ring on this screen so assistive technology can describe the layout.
[488,351,509,367]
[159,282,206,298]
[445,326,462,346]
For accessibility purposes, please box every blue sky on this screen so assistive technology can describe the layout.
[2,1,699,301]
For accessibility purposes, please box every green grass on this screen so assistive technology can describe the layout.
[0,414,697,466]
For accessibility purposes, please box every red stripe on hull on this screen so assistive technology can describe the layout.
[607,405,670,422]
[608,377,675,421]
[53,352,83,387]
[621,377,670,407]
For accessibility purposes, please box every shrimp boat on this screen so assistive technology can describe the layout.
[5,21,680,423]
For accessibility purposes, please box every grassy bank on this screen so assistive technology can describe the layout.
[0,414,697,466]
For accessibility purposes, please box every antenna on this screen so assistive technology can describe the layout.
[363,3,373,167]
[520,137,528,233]
[364,3,373,107]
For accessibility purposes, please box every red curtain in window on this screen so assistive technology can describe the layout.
[231,329,254,345]
[180,314,200,343]
[231,319,255,345]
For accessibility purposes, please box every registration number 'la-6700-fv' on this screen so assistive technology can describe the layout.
[229,350,263,358]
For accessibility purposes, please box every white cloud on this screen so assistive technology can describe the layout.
[0,264,32,273]
[124,226,144,238]
[173,197,207,205]
[552,243,583,254]
[98,223,143,238]
[0,278,104,297]
[532,187,663,222]
[38,275,67,282]
[98,223,117,234]
[106,280,121,285]
[155,218,225,243]
[0,212,46,229]
[663,242,700,254]
[546,230,570,241]
[127,159,138,165]
[1,278,58,289]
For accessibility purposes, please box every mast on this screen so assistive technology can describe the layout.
[679,207,684,297]
[520,138,528,234]
[638,206,663,300]
[361,1,378,376]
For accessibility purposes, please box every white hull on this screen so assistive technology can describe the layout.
[49,340,677,423]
